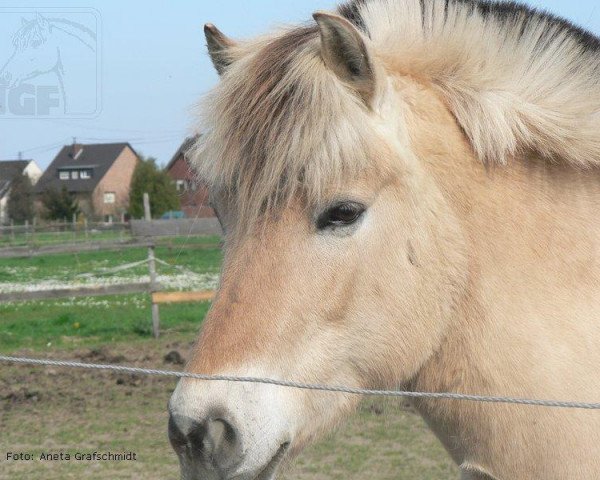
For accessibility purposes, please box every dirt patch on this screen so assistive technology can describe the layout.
[2,385,42,406]
[1,339,456,480]
[163,350,185,365]
[79,346,128,364]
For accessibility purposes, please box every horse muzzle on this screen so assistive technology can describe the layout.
[168,378,293,480]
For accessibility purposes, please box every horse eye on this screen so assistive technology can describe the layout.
[317,202,365,229]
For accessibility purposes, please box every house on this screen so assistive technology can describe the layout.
[166,136,214,218]
[0,159,42,224]
[34,143,139,222]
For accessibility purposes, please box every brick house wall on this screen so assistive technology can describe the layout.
[92,146,139,221]
[75,193,94,218]
[167,155,214,218]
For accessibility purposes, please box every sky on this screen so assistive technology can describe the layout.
[0,0,598,170]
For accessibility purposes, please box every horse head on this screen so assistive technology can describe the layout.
[168,13,468,480]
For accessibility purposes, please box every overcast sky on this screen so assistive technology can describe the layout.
[0,0,598,169]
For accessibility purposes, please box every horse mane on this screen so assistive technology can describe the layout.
[350,0,600,166]
[192,0,600,222]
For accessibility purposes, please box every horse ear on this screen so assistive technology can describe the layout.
[313,12,376,106]
[204,24,237,76]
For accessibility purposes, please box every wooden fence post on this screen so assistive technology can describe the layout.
[148,245,160,338]
[143,192,151,221]
[144,193,160,338]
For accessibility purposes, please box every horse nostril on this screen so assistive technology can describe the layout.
[203,418,239,464]
[168,414,188,452]
[169,413,242,472]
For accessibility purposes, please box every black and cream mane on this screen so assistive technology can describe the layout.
[340,0,599,52]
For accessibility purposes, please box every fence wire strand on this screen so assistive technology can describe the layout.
[1,355,600,410]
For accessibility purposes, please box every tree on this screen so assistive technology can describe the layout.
[7,173,34,223]
[129,156,180,218]
[41,186,80,221]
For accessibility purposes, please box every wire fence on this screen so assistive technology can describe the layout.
[0,220,131,248]
[1,355,600,410]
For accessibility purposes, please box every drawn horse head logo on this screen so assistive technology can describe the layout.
[0,12,98,115]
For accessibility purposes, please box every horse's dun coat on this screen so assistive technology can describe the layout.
[169,1,600,479]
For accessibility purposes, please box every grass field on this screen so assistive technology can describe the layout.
[0,237,222,351]
[0,235,221,283]
[0,238,457,479]
[0,227,131,247]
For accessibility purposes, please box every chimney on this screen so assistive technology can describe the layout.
[70,138,82,159]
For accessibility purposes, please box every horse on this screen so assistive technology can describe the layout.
[0,12,97,114]
[168,1,600,478]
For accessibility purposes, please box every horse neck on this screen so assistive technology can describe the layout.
[401,76,600,469]
[404,72,600,361]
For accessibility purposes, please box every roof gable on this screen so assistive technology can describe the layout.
[35,143,136,194]
[0,160,30,198]
[166,135,200,171]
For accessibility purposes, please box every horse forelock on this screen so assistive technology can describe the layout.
[190,25,385,228]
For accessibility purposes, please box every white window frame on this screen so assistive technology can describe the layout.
[71,171,79,179]
[103,192,116,204]
[80,170,91,179]
[176,179,186,192]
[59,171,69,180]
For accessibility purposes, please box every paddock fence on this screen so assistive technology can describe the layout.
[130,218,222,237]
[0,245,216,337]
[0,217,222,258]
[0,219,131,249]
[1,355,600,410]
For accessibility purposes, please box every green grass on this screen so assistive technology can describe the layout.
[0,228,222,251]
[0,294,210,353]
[0,237,222,352]
[0,229,131,247]
[0,239,222,283]
[154,235,221,246]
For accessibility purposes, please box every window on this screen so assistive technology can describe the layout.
[71,171,79,179]
[59,171,69,180]
[176,180,186,192]
[103,192,115,204]
[80,170,91,179]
